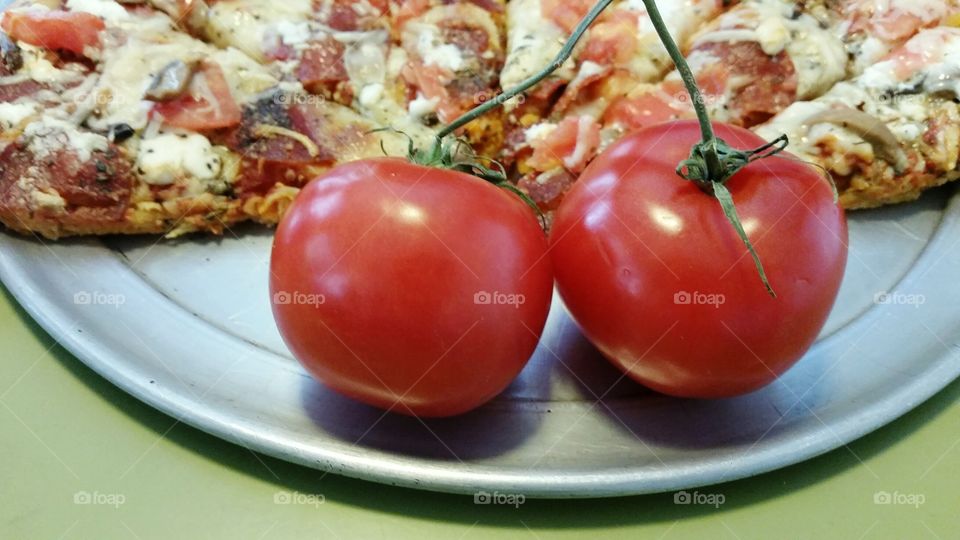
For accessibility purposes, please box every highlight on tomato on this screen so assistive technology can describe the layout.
[270,158,553,417]
[549,120,848,398]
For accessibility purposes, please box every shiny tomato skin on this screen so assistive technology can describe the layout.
[271,158,553,417]
[1,11,104,57]
[550,120,848,398]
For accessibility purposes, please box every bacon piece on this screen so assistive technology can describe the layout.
[527,115,601,173]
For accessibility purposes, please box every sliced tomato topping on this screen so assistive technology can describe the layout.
[0,11,105,57]
[540,0,594,34]
[296,38,349,93]
[602,80,687,132]
[152,62,242,131]
[527,115,601,173]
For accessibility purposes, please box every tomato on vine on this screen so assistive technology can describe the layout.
[550,121,847,397]
[549,0,848,398]
[270,155,553,418]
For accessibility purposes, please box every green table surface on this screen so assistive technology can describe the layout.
[2,283,958,540]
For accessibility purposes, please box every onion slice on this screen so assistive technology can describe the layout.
[805,107,908,173]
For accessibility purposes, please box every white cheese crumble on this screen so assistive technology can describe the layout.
[275,20,313,47]
[407,94,439,120]
[0,102,40,130]
[136,133,222,186]
[413,24,464,72]
[359,83,385,108]
[755,16,790,56]
[31,190,67,211]
[524,122,557,143]
[15,44,83,85]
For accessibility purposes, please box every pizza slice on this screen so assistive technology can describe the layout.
[753,27,960,209]
[0,1,408,239]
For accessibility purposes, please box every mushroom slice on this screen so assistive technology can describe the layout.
[145,60,198,102]
[805,107,908,173]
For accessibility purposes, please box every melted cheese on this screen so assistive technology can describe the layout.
[23,116,109,161]
[691,0,847,100]
[756,28,960,164]
[206,0,315,61]
[136,133,222,186]
[275,20,313,47]
[11,44,85,85]
[410,23,465,72]
[407,94,439,120]
[65,0,130,25]
[86,11,277,131]
[501,0,569,92]
[630,0,724,82]
[0,102,40,130]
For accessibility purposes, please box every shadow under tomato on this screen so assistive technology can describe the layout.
[299,377,542,461]
[502,297,652,402]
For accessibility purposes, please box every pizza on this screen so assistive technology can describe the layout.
[0,0,958,239]
[514,0,960,211]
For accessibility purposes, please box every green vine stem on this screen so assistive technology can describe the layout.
[639,0,784,296]
[433,0,786,296]
[437,0,615,140]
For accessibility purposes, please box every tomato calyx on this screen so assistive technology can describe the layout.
[678,135,789,188]
[377,128,547,226]
[639,0,791,297]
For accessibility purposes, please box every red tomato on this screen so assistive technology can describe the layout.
[152,62,241,131]
[550,121,848,398]
[270,158,554,417]
[1,10,105,57]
